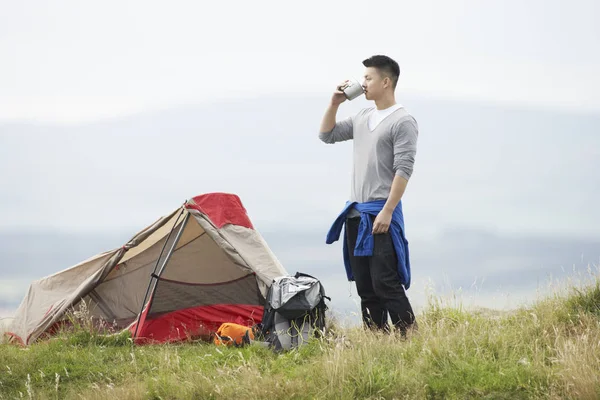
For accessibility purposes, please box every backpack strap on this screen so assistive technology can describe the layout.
[294,271,317,280]
[259,281,276,337]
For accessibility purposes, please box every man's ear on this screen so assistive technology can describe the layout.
[383,76,390,89]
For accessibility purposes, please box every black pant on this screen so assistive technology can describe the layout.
[345,216,415,333]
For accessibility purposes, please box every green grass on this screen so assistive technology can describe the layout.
[2,273,600,399]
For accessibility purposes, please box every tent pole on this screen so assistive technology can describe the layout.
[132,208,186,340]
[155,212,190,277]
[133,211,190,340]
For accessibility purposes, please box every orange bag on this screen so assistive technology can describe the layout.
[213,322,254,346]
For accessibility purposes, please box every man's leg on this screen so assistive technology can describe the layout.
[345,217,387,330]
[370,222,416,334]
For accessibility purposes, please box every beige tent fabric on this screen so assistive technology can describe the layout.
[6,209,180,344]
[115,209,187,267]
[159,227,250,284]
[87,216,247,323]
[88,213,195,322]
[220,225,288,297]
[7,250,119,344]
[6,198,288,345]
[188,210,287,297]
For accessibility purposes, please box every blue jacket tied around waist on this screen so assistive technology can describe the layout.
[325,200,411,289]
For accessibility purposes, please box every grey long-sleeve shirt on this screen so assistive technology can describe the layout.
[319,106,419,204]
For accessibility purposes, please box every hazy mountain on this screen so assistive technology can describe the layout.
[1,94,599,321]
[1,94,599,236]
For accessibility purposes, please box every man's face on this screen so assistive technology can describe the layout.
[362,67,387,101]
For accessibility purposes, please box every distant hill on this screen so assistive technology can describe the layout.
[1,94,599,237]
[1,94,599,317]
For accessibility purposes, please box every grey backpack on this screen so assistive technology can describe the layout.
[259,272,330,351]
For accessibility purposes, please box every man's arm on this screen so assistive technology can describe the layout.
[383,175,408,214]
[372,118,419,234]
[319,112,353,144]
[318,82,354,144]
[319,103,341,133]
[372,175,408,234]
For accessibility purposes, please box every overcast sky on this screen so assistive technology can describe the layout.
[1,1,599,319]
[1,0,599,123]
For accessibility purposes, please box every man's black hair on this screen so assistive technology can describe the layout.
[362,55,400,89]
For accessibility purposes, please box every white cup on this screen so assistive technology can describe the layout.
[341,78,365,101]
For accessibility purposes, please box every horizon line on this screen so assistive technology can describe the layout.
[1,89,599,127]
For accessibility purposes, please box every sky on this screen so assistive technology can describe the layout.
[1,0,599,123]
[1,0,599,321]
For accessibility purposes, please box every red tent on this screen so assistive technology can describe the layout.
[5,193,288,345]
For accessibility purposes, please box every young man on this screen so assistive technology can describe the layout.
[319,55,418,334]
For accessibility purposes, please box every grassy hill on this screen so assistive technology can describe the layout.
[1,274,599,400]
